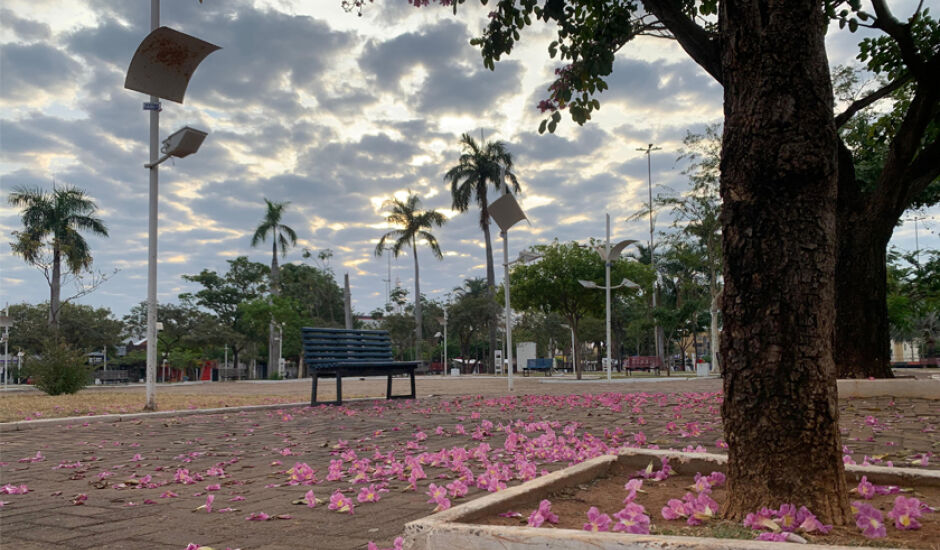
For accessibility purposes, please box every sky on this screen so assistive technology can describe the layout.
[1,0,936,322]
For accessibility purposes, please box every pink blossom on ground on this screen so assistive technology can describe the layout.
[527,499,559,528]
[612,503,650,534]
[245,512,270,521]
[303,489,317,508]
[583,506,612,532]
[662,498,689,521]
[358,484,388,503]
[853,502,887,539]
[887,496,924,530]
[328,490,355,514]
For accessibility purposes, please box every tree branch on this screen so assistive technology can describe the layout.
[873,54,940,220]
[835,73,913,128]
[897,137,940,212]
[642,0,722,83]
[870,0,927,80]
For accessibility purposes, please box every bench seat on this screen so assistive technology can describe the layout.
[303,328,418,405]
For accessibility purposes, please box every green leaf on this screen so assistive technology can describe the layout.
[538,119,548,134]
[848,18,858,32]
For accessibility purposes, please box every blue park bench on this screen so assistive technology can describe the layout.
[302,328,418,406]
[524,358,555,376]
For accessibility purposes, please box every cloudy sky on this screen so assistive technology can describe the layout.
[1,0,935,321]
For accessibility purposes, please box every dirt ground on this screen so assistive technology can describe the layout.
[1,374,937,549]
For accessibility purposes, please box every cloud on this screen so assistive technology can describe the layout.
[0,42,81,101]
[0,9,52,42]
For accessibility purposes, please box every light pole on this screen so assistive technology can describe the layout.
[0,305,10,389]
[561,323,575,373]
[580,214,638,381]
[125,5,218,410]
[637,143,664,366]
[488,166,530,392]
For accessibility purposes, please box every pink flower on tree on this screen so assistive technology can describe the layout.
[527,499,559,528]
[583,506,612,532]
[853,501,886,539]
[887,496,924,530]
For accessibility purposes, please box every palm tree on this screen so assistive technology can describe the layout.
[251,198,297,376]
[444,132,519,372]
[375,193,446,357]
[9,185,109,327]
[251,198,298,296]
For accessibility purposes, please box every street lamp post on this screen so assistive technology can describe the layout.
[579,275,640,380]
[637,143,664,366]
[580,214,637,381]
[0,304,10,390]
[125,4,218,410]
[488,166,530,392]
[561,323,575,373]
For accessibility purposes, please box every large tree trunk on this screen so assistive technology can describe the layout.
[719,0,850,524]
[50,245,61,328]
[834,145,895,379]
[269,242,280,378]
[481,213,498,374]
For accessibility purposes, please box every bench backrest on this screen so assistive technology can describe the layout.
[302,328,395,369]
[625,356,663,368]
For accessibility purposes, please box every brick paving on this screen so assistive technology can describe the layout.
[1,375,936,550]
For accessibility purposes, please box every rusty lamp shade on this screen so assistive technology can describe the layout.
[488,192,528,233]
[124,26,220,103]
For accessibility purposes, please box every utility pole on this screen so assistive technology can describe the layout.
[637,143,664,369]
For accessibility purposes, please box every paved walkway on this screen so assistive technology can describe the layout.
[0,375,934,549]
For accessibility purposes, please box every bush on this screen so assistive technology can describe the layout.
[26,338,94,395]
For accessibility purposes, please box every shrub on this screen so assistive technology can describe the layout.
[26,338,94,395]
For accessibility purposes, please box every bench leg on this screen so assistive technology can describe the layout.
[409,369,416,399]
[311,373,319,406]
[386,374,393,399]
[336,373,343,404]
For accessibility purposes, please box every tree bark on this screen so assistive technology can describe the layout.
[269,240,280,379]
[412,239,423,359]
[481,211,498,374]
[50,245,61,328]
[834,170,894,378]
[719,0,850,524]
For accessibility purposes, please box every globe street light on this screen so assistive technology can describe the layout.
[125,2,218,411]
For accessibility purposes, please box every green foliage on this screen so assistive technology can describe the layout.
[26,338,94,396]
[7,184,109,325]
[9,302,122,356]
[279,263,345,324]
[887,248,940,349]
[508,240,651,376]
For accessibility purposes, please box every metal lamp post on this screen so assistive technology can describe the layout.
[637,144,664,365]
[125,3,218,410]
[488,167,530,392]
[581,214,637,382]
[560,323,576,373]
[579,276,640,381]
[0,305,11,389]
